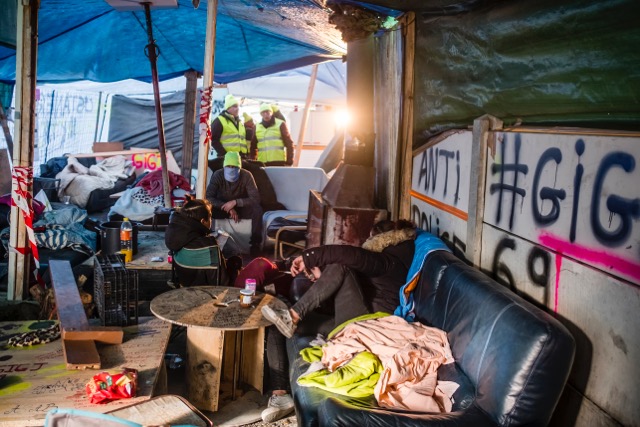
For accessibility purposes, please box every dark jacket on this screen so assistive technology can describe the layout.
[205,168,260,210]
[165,211,228,286]
[210,111,244,157]
[300,228,416,314]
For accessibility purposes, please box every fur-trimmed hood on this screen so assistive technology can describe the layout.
[361,227,416,253]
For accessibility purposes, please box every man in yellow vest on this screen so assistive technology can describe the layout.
[210,94,248,160]
[250,103,294,166]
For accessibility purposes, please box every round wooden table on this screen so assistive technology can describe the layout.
[150,286,287,412]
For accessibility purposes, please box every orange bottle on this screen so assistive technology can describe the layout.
[120,218,133,262]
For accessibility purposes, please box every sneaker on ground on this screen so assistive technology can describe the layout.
[261,305,295,338]
[261,393,295,423]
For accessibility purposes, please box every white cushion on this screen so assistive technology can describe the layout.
[215,168,329,254]
[214,218,251,254]
[264,167,328,211]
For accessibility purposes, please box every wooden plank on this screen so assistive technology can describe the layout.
[397,11,415,220]
[187,327,224,412]
[240,328,264,393]
[62,339,101,370]
[0,100,13,157]
[50,260,90,331]
[63,327,124,344]
[0,317,171,427]
[181,70,198,181]
[196,0,219,199]
[68,148,158,158]
[8,0,38,301]
[50,260,101,369]
[466,115,502,266]
[50,260,123,369]
[222,331,236,388]
[294,63,318,166]
[125,231,171,271]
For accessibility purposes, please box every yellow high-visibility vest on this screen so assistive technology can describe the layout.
[219,115,247,154]
[255,119,285,163]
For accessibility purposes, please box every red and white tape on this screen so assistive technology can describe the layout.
[11,166,39,268]
[199,86,213,147]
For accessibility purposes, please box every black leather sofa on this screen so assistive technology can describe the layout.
[286,250,575,427]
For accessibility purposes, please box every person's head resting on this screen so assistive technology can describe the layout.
[224,94,239,117]
[259,103,273,121]
[370,219,415,237]
[223,151,242,183]
[180,195,212,229]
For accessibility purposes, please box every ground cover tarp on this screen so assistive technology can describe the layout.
[0,0,345,84]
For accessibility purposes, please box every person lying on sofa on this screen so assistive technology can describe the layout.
[261,219,417,339]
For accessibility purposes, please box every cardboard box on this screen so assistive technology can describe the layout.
[93,142,124,152]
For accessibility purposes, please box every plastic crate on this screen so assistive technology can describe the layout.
[94,254,139,326]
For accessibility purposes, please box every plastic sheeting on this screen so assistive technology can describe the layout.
[0,0,17,48]
[413,0,640,145]
[0,0,345,84]
[108,91,205,168]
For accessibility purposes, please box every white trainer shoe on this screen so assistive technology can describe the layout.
[261,393,295,422]
[261,305,296,338]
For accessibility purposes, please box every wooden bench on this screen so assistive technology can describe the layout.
[50,260,123,369]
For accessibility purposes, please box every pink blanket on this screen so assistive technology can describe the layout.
[322,315,458,412]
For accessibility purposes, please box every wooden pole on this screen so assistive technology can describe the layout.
[181,70,199,182]
[0,99,14,158]
[8,0,39,300]
[196,0,218,198]
[143,3,172,208]
[294,63,318,167]
[396,12,415,220]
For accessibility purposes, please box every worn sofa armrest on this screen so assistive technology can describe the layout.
[318,398,496,427]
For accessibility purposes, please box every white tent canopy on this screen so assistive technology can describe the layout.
[37,60,347,106]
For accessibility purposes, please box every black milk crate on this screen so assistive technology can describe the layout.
[94,254,139,326]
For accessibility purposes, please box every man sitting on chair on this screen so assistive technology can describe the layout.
[206,151,263,256]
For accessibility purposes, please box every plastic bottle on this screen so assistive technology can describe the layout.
[120,218,133,262]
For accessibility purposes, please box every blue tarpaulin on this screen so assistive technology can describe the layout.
[0,0,346,84]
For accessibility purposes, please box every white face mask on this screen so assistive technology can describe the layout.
[224,166,240,182]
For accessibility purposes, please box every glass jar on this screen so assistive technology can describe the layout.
[239,289,254,308]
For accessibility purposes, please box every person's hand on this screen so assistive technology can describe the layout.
[290,256,305,276]
[229,208,239,223]
[310,266,321,280]
[222,200,237,212]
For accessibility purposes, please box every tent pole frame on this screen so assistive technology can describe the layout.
[294,63,318,167]
[143,2,172,208]
[181,70,199,182]
[8,0,39,300]
[0,99,14,158]
[196,0,218,199]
